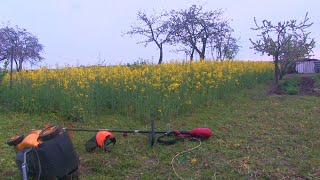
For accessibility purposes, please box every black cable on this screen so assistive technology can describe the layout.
[157,132,180,145]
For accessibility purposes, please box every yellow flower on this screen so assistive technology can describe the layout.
[185,100,192,105]
[190,158,197,164]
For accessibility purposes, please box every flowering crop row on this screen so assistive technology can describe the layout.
[0,60,273,121]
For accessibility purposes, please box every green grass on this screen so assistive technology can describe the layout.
[278,79,299,95]
[1,77,320,179]
[314,74,320,88]
[279,73,320,95]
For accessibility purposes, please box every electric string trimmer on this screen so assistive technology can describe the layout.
[6,118,211,179]
[63,118,212,151]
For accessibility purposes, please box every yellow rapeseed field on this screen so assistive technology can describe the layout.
[1,60,273,120]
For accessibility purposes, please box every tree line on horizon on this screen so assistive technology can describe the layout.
[126,5,240,64]
[0,4,317,84]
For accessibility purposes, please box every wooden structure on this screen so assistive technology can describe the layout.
[295,58,320,73]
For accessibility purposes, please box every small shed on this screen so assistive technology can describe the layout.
[296,58,320,73]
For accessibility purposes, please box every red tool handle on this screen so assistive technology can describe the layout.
[187,128,212,139]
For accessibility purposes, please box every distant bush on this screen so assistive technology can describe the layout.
[314,75,320,88]
[127,58,149,66]
[0,68,5,83]
[278,79,299,95]
[286,86,299,95]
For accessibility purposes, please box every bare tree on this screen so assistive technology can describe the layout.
[0,25,44,88]
[0,27,13,68]
[250,13,315,84]
[221,36,240,60]
[210,25,240,60]
[279,34,315,79]
[169,5,235,60]
[127,11,173,64]
[0,25,44,72]
[171,45,196,61]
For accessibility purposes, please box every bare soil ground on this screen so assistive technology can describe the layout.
[270,76,320,96]
[299,77,320,96]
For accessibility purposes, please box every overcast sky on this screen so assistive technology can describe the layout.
[0,0,319,68]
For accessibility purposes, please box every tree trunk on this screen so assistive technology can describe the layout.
[200,38,207,60]
[158,44,163,64]
[279,64,286,80]
[279,60,292,80]
[10,51,13,89]
[14,59,19,72]
[18,59,23,72]
[190,48,194,61]
[200,51,205,60]
[217,45,222,60]
[274,55,279,84]
[279,71,284,80]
